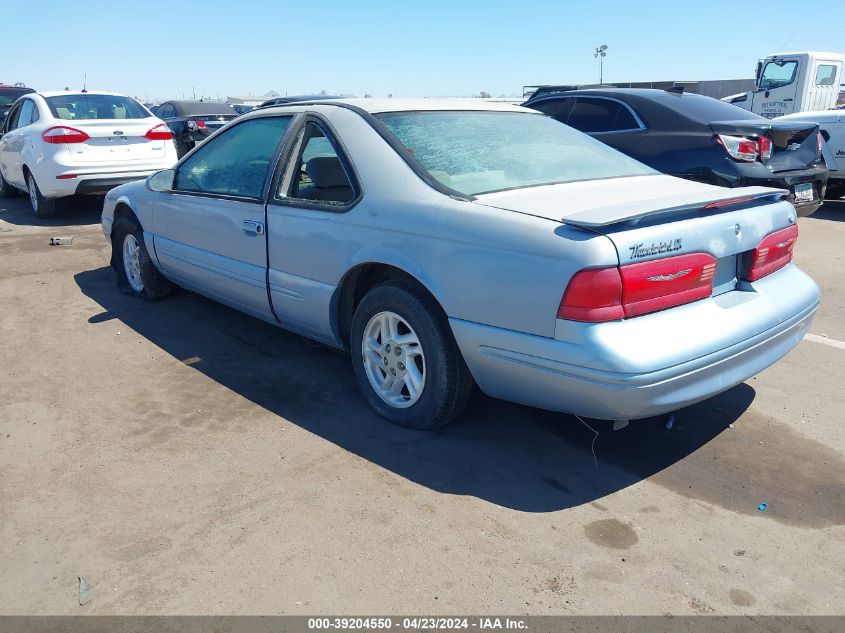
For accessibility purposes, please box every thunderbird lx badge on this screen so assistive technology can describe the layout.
[629,238,683,260]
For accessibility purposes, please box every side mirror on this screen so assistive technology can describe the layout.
[147,168,175,192]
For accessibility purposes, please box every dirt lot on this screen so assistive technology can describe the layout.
[1,194,843,616]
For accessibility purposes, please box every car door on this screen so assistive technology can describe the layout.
[0,100,28,187]
[152,114,295,322]
[264,117,361,343]
[565,97,646,150]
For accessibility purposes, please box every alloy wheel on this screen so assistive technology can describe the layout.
[361,311,426,408]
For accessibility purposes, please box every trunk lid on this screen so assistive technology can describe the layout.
[193,113,236,132]
[64,118,167,164]
[710,119,821,172]
[475,174,796,297]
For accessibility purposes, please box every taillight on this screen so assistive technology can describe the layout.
[558,253,717,322]
[817,131,824,158]
[619,253,716,318]
[743,224,798,282]
[145,123,173,140]
[717,134,758,162]
[187,119,207,131]
[42,126,90,144]
[758,136,773,161]
[557,268,624,322]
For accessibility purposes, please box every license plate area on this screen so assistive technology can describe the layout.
[712,254,738,296]
[794,182,814,204]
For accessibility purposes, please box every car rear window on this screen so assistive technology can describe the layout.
[376,110,656,196]
[45,94,149,120]
[0,88,34,106]
[176,101,237,116]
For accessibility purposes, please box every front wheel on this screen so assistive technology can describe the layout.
[350,281,473,429]
[111,218,172,300]
[27,173,56,218]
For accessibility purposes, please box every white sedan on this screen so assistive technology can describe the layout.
[0,90,177,218]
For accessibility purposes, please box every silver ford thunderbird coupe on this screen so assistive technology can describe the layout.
[101,99,820,429]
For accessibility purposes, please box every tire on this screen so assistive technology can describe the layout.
[111,217,172,300]
[350,280,473,429]
[26,172,56,218]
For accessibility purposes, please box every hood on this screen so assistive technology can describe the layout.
[473,175,786,227]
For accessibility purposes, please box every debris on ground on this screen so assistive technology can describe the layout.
[758,503,767,512]
[78,576,94,606]
[49,236,74,246]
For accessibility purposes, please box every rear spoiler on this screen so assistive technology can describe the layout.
[562,187,788,228]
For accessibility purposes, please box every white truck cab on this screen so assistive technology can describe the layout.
[724,51,844,118]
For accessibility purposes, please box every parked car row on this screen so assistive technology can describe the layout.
[101,98,819,429]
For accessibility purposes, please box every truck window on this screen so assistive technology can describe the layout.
[759,60,798,90]
[815,65,837,86]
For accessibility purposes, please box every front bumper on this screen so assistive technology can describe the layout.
[451,264,819,421]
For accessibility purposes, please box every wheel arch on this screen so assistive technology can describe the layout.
[333,261,448,348]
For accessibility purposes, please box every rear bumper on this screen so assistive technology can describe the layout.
[733,165,828,217]
[74,175,152,196]
[451,264,819,420]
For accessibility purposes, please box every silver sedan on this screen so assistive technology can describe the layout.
[101,99,819,429]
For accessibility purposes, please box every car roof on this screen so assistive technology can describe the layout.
[37,90,130,98]
[257,98,533,115]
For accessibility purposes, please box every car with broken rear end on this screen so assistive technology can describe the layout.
[523,88,829,216]
[100,99,819,429]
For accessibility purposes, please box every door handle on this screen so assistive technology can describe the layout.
[242,220,264,236]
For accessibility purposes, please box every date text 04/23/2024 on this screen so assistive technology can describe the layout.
[307,617,527,630]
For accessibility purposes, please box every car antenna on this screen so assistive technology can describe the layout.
[81,73,87,93]
[666,85,684,94]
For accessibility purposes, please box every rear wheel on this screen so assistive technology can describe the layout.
[111,217,172,300]
[26,172,56,219]
[350,281,473,429]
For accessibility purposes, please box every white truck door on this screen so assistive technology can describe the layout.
[753,56,802,118]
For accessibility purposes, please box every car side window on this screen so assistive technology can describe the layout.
[566,98,639,133]
[5,103,22,131]
[277,121,356,207]
[175,116,293,199]
[759,61,797,90]
[17,100,35,127]
[531,98,576,124]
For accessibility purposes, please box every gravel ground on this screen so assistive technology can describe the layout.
[1,194,843,615]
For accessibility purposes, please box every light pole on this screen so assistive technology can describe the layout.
[594,44,608,85]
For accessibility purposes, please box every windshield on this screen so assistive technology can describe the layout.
[0,88,34,106]
[376,110,656,196]
[45,94,150,120]
[178,101,236,116]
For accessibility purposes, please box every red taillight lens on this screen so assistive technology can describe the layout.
[619,253,716,318]
[42,126,90,144]
[743,224,798,282]
[145,123,173,140]
[717,134,758,162]
[758,136,773,161]
[558,253,717,322]
[557,268,624,322]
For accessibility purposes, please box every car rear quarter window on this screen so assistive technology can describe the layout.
[45,94,150,120]
[175,116,292,199]
[566,98,640,132]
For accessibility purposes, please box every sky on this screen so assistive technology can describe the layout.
[5,0,845,102]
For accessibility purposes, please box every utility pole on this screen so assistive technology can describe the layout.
[594,44,608,84]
